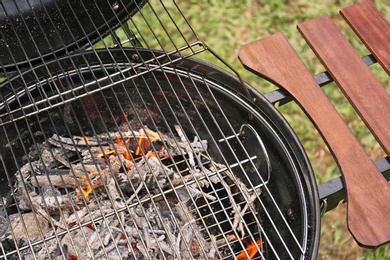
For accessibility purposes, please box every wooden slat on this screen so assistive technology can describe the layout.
[341,0,390,75]
[298,15,390,157]
[238,32,390,248]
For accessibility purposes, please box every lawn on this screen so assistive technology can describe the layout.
[113,0,390,258]
[168,0,390,259]
[0,0,388,258]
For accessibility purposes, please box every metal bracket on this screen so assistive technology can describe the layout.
[318,156,390,213]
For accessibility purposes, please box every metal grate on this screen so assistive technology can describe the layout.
[0,0,211,127]
[0,1,319,259]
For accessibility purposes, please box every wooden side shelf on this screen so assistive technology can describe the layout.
[238,0,390,248]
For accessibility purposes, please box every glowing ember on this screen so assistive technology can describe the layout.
[115,136,131,160]
[77,128,166,201]
[98,128,164,159]
[98,149,115,158]
[78,169,102,201]
[79,178,93,201]
[236,239,262,260]
[6,124,262,259]
[134,128,162,156]
[98,136,129,158]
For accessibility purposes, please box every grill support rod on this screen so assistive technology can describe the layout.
[263,54,377,106]
[318,157,390,214]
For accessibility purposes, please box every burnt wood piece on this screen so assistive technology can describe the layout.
[238,32,390,248]
[341,0,390,75]
[298,15,390,157]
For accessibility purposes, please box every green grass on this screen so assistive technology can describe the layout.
[157,0,390,258]
[0,0,387,258]
[102,0,390,258]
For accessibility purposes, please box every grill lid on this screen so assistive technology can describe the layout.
[0,0,147,71]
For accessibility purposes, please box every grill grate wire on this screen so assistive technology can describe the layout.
[0,1,313,259]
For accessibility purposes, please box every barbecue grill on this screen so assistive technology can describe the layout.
[0,1,320,259]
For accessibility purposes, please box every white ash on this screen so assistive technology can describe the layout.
[0,125,260,259]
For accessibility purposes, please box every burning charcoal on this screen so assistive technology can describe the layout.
[159,133,183,156]
[200,163,222,184]
[144,157,170,189]
[108,154,133,174]
[88,225,104,250]
[173,187,193,205]
[101,243,130,260]
[174,125,196,168]
[105,174,124,209]
[68,135,106,147]
[54,244,69,260]
[18,163,34,178]
[135,242,149,259]
[49,134,88,153]
[177,220,194,258]
[66,205,90,225]
[0,212,50,242]
[207,161,262,239]
[31,185,71,209]
[190,135,208,153]
[189,184,216,202]
[33,193,70,209]
[32,240,59,260]
[31,174,83,191]
[39,148,57,167]
[118,183,134,199]
[61,226,96,258]
[152,238,174,256]
[0,215,8,238]
[94,233,125,259]
[11,241,44,260]
[16,181,67,229]
[208,235,217,259]
[5,124,262,259]
[125,153,174,204]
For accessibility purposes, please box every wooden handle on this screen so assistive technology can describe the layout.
[238,32,390,248]
[298,15,390,157]
[341,0,390,76]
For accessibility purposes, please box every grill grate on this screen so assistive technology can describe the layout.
[0,1,318,259]
[0,106,267,259]
[0,0,210,127]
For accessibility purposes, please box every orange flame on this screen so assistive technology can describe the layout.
[147,153,158,159]
[236,239,262,260]
[124,138,131,160]
[78,169,100,201]
[115,136,132,160]
[80,177,93,201]
[88,129,164,199]
[98,150,116,157]
[98,130,163,159]
[134,129,162,156]
[98,136,131,159]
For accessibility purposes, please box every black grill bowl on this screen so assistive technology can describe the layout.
[0,49,320,259]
